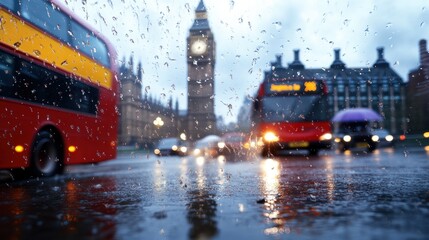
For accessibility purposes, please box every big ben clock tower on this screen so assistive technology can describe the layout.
[187,0,216,140]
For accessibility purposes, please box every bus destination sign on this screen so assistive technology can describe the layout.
[268,81,319,94]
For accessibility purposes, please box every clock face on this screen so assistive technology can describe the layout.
[191,39,207,55]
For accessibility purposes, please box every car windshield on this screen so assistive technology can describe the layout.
[157,138,178,148]
[338,122,371,134]
[262,95,329,122]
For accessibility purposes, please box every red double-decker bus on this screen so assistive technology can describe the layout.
[0,0,118,177]
[253,77,332,156]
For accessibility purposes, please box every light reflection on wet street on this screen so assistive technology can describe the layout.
[1,148,429,239]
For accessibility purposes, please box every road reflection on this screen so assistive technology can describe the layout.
[258,155,335,236]
[0,177,117,239]
[186,156,219,239]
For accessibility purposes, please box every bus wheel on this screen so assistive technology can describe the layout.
[29,131,63,177]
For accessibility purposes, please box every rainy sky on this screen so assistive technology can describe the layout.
[60,0,428,124]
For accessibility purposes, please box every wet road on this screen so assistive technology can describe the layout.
[1,147,429,240]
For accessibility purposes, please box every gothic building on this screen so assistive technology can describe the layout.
[186,0,217,140]
[261,48,406,135]
[118,57,183,149]
[407,39,429,134]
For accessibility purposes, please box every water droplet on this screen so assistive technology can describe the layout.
[33,50,42,57]
[111,27,117,35]
[273,21,282,30]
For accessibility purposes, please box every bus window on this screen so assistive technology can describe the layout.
[69,80,99,115]
[21,0,69,43]
[70,21,110,67]
[0,51,15,99]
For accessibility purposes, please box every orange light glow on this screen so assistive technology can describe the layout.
[68,146,77,153]
[14,145,24,153]
[399,135,406,141]
[304,81,317,91]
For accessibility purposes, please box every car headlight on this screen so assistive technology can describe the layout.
[343,135,351,142]
[319,133,333,141]
[154,149,160,155]
[371,135,379,142]
[385,135,394,142]
[263,132,279,142]
[217,141,226,149]
[180,146,187,153]
[172,145,178,151]
[193,148,201,155]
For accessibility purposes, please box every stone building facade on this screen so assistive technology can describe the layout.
[406,39,429,134]
[260,48,406,135]
[118,57,184,149]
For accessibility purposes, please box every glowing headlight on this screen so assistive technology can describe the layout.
[193,148,201,155]
[172,145,178,151]
[218,141,226,149]
[343,135,351,142]
[263,132,279,142]
[385,135,394,142]
[319,133,333,141]
[334,137,341,143]
[154,149,160,155]
[423,132,429,138]
[371,135,380,142]
[180,146,187,153]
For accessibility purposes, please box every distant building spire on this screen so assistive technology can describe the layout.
[137,62,143,81]
[190,0,209,31]
[373,47,389,68]
[330,49,346,69]
[288,49,305,70]
[270,54,283,69]
[128,55,134,70]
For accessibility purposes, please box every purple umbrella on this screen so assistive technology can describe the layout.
[332,108,383,122]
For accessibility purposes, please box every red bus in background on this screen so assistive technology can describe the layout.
[0,0,119,177]
[252,78,332,156]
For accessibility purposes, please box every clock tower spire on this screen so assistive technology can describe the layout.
[186,0,216,140]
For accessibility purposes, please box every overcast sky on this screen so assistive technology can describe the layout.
[60,0,428,124]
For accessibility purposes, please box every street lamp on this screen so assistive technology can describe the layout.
[153,117,164,128]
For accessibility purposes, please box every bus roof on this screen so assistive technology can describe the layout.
[50,0,117,72]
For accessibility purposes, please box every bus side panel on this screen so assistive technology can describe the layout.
[0,98,117,169]
[0,101,32,169]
